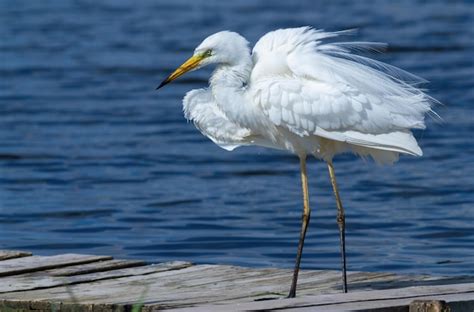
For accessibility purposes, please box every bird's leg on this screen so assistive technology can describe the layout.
[288,156,311,298]
[327,161,348,293]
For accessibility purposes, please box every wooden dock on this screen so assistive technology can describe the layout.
[0,250,473,311]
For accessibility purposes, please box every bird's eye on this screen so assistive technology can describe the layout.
[204,49,212,57]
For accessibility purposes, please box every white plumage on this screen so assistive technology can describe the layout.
[183,88,253,151]
[179,27,435,164]
[158,26,437,296]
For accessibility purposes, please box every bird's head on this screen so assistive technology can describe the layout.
[157,31,250,89]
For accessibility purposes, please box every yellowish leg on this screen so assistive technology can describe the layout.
[288,156,311,298]
[327,161,348,293]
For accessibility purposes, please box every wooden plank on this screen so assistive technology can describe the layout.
[0,250,471,312]
[167,282,474,312]
[3,272,474,311]
[0,253,112,277]
[0,264,225,302]
[217,294,474,312]
[146,268,446,307]
[1,291,472,312]
[0,249,471,311]
[0,261,192,293]
[130,270,467,309]
[0,250,32,261]
[48,259,146,276]
[0,264,257,306]
[0,264,456,310]
[142,270,412,308]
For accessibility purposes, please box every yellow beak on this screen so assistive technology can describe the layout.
[156,54,204,89]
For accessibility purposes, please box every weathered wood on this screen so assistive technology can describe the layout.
[0,250,472,311]
[0,300,132,312]
[0,253,112,277]
[0,261,192,293]
[1,264,231,303]
[0,250,32,261]
[0,264,464,309]
[48,259,146,276]
[168,283,474,312]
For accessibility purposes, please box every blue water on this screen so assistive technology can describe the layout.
[1,1,473,277]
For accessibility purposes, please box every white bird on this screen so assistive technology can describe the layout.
[157,27,436,297]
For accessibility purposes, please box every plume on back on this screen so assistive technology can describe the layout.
[250,27,436,162]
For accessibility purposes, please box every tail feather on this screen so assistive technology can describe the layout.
[315,127,423,156]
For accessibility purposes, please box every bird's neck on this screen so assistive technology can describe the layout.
[209,57,257,128]
[210,57,252,89]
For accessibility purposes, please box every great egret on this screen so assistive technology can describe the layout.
[157,27,435,297]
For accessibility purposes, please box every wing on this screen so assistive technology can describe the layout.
[183,88,254,151]
[249,27,436,156]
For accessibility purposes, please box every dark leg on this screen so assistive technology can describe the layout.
[288,156,311,298]
[327,161,348,293]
